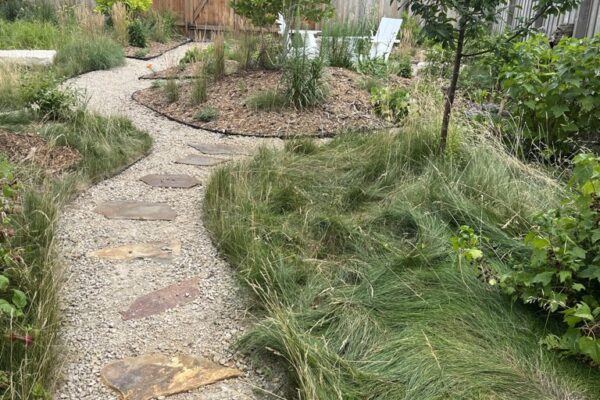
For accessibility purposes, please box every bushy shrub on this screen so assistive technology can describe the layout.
[370,86,410,123]
[127,19,147,47]
[390,54,413,78]
[283,54,326,109]
[96,0,152,14]
[193,106,219,122]
[355,57,389,78]
[500,154,600,363]
[54,36,125,77]
[423,43,453,77]
[22,75,79,120]
[500,34,600,155]
[179,47,203,66]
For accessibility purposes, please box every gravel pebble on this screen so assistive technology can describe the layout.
[55,45,285,399]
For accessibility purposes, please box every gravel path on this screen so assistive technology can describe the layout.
[55,44,284,400]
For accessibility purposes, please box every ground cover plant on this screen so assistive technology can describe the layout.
[204,80,600,399]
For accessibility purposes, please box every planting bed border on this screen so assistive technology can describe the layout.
[126,38,191,61]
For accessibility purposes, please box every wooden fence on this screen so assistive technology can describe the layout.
[152,0,404,37]
[493,0,600,38]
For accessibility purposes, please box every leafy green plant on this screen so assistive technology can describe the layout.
[127,19,147,47]
[22,76,79,121]
[96,0,152,14]
[500,34,600,156]
[283,53,325,109]
[146,9,176,43]
[179,47,203,66]
[244,90,287,111]
[370,86,409,123]
[501,153,600,363]
[390,54,412,78]
[355,57,389,78]
[193,106,219,122]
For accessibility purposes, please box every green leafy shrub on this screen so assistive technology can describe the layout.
[501,153,600,363]
[146,9,176,43]
[21,75,78,120]
[283,54,326,109]
[193,106,219,122]
[390,54,413,78]
[370,86,410,123]
[244,90,287,111]
[355,56,389,78]
[423,43,453,77]
[96,0,152,14]
[54,36,125,77]
[127,19,147,47]
[179,47,203,66]
[500,34,600,155]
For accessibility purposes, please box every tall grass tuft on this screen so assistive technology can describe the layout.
[111,2,129,46]
[190,70,208,105]
[74,4,105,37]
[202,79,600,399]
[283,52,326,109]
[54,35,125,77]
[211,33,226,80]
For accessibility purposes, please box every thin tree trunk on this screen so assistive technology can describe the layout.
[439,21,467,153]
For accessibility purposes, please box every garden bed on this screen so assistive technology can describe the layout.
[140,59,238,80]
[0,130,81,174]
[133,67,397,137]
[125,37,190,60]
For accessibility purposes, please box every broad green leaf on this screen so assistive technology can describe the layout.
[0,275,8,291]
[578,266,600,280]
[12,289,27,309]
[532,271,554,286]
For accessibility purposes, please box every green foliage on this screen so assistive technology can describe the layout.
[244,90,288,111]
[54,36,125,77]
[500,34,600,155]
[190,74,208,106]
[204,81,600,398]
[127,19,147,47]
[390,54,413,78]
[95,0,152,14]
[283,53,326,109]
[193,106,219,122]
[179,47,203,66]
[319,19,372,68]
[501,154,600,363]
[370,86,409,123]
[21,76,78,121]
[0,19,64,49]
[230,0,334,28]
[146,9,176,43]
[355,57,389,78]
[163,79,179,103]
[423,43,453,77]
[0,0,56,22]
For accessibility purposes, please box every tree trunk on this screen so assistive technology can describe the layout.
[439,22,467,153]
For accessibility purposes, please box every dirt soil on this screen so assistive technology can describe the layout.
[126,37,190,60]
[133,67,397,137]
[0,130,81,174]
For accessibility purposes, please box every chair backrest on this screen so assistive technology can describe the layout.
[276,13,286,36]
[369,17,403,61]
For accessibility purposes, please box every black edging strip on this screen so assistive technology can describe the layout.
[126,38,192,61]
[131,90,339,139]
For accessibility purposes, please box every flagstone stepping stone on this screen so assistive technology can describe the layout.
[121,277,200,320]
[101,353,241,400]
[174,154,228,167]
[94,201,176,221]
[140,174,200,188]
[89,240,181,261]
[188,142,249,156]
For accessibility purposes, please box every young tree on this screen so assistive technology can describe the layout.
[393,0,579,152]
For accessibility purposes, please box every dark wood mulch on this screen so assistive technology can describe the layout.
[125,37,191,60]
[133,67,401,138]
[0,130,81,174]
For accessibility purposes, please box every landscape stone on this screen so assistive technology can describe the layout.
[121,277,200,320]
[140,174,200,188]
[188,143,249,156]
[94,201,176,221]
[89,240,181,261]
[0,50,56,66]
[174,154,228,167]
[101,353,241,400]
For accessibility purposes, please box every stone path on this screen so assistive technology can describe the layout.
[56,43,284,399]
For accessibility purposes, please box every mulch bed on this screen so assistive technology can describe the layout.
[139,59,240,80]
[133,67,400,138]
[125,37,191,60]
[0,130,81,174]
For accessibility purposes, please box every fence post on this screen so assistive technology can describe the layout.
[574,0,592,37]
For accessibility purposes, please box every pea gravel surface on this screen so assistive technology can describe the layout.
[55,43,285,400]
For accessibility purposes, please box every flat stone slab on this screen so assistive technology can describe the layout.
[89,240,181,261]
[120,277,200,320]
[101,353,241,400]
[174,155,228,167]
[94,201,176,221]
[140,174,200,188]
[0,50,56,66]
[188,143,249,156]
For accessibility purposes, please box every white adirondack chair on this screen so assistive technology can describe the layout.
[369,17,403,61]
[276,13,321,59]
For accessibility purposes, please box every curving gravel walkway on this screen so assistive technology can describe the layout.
[55,44,284,400]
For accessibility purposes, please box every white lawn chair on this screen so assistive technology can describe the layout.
[276,13,321,59]
[368,17,403,61]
